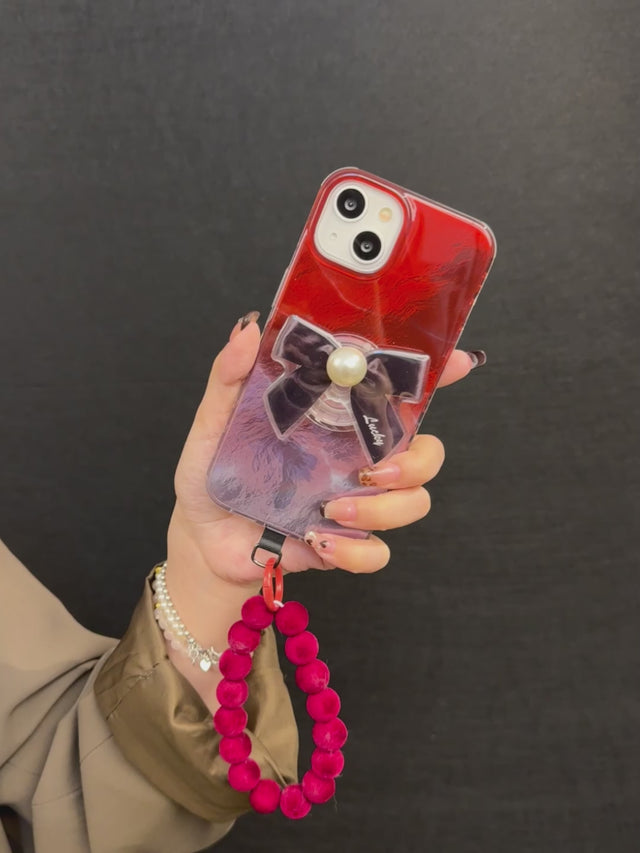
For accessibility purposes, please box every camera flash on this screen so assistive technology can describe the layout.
[378,207,392,222]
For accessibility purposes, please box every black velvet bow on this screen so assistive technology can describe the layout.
[265,316,429,464]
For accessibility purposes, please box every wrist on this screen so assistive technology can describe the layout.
[167,504,260,592]
[165,506,260,648]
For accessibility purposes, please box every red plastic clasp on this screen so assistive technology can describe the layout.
[262,556,284,612]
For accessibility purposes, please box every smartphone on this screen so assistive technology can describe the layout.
[207,167,496,542]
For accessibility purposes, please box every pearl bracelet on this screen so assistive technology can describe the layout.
[151,562,222,672]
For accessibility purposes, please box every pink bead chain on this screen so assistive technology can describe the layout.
[212,593,347,819]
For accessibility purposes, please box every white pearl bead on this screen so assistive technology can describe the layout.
[326,346,367,387]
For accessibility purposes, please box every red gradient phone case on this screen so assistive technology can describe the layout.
[207,168,496,540]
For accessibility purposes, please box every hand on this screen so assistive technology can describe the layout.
[167,312,485,588]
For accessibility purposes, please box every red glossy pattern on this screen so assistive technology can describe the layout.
[264,168,494,432]
[262,170,495,446]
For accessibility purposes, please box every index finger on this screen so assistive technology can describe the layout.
[437,349,486,388]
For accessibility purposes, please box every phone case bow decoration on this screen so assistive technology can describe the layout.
[265,316,430,465]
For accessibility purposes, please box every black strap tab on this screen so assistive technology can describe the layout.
[251,526,286,568]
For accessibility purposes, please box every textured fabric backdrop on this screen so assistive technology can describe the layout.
[1,2,638,851]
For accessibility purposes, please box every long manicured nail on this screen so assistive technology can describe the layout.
[239,310,260,330]
[304,531,335,556]
[320,499,357,522]
[358,463,401,487]
[467,350,487,368]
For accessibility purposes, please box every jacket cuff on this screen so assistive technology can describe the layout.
[94,567,299,822]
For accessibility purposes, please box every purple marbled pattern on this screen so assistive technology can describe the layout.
[207,351,382,540]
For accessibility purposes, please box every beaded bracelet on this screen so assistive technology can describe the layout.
[212,558,347,819]
[152,562,222,672]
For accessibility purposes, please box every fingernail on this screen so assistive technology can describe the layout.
[467,350,487,368]
[304,531,335,555]
[320,499,357,522]
[358,463,401,487]
[239,310,260,330]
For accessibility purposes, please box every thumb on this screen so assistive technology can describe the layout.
[192,313,262,449]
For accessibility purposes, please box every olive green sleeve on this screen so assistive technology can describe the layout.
[94,567,299,823]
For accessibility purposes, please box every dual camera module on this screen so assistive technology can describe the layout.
[314,179,403,274]
[335,188,382,262]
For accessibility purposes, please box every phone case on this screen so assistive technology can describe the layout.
[207,168,496,540]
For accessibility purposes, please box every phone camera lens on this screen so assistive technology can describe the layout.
[336,188,366,220]
[353,231,382,262]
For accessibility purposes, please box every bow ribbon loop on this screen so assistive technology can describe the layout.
[265,316,429,464]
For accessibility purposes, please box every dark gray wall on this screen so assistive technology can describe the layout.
[1,2,638,851]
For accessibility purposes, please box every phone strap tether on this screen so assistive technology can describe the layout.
[251,525,286,568]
